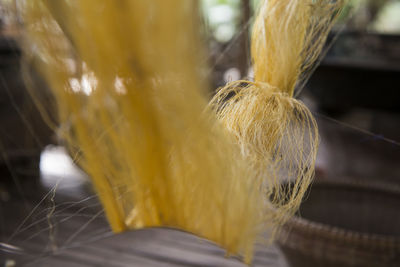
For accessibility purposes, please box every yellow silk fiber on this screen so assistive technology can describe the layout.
[21,0,265,262]
[210,0,345,234]
[20,0,344,263]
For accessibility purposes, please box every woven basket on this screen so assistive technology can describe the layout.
[277,180,400,267]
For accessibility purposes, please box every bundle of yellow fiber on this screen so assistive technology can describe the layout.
[21,0,264,261]
[210,0,344,229]
[19,0,344,263]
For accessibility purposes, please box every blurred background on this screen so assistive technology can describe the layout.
[0,0,399,266]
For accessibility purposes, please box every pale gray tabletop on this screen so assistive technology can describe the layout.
[1,147,288,267]
[18,228,287,267]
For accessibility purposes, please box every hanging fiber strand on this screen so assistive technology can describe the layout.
[209,0,344,230]
[19,0,344,263]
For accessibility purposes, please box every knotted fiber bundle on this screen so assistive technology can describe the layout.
[210,0,344,229]
[20,0,344,263]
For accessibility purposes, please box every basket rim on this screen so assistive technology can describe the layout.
[278,179,400,250]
